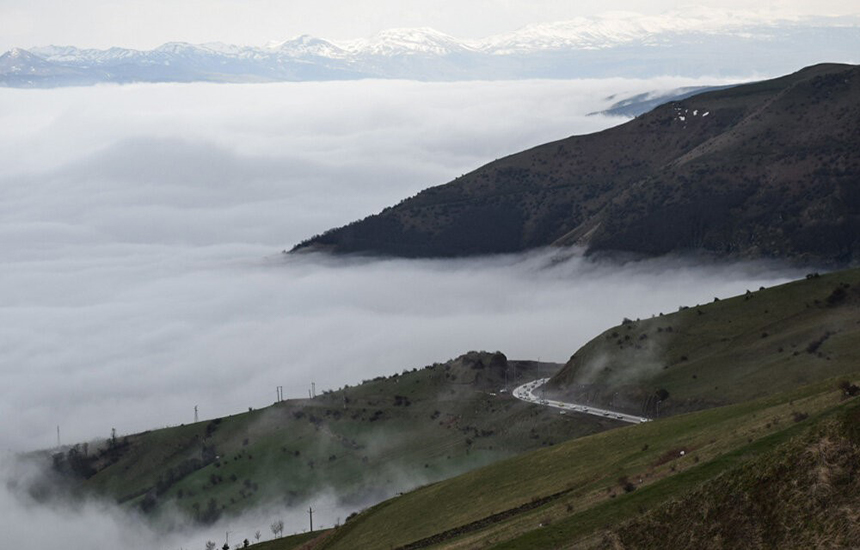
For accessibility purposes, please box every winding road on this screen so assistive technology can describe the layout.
[512,378,650,424]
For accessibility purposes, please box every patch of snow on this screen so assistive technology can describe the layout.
[275,35,349,59]
[339,27,474,56]
[7,9,860,80]
[199,42,243,55]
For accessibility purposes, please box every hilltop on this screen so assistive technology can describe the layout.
[294,63,860,266]
[546,267,860,417]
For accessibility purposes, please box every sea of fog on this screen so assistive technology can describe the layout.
[0,77,801,547]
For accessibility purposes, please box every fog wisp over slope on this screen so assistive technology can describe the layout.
[0,451,357,549]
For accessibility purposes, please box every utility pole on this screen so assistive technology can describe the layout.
[194,405,198,423]
[56,425,60,448]
[308,506,314,532]
[311,382,316,398]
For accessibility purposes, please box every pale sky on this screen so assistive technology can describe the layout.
[1,0,859,52]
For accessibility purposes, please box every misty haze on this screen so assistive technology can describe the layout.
[1,76,788,450]
[0,75,837,549]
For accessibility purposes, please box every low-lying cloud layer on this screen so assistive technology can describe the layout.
[1,452,350,549]
[0,77,799,547]
[2,76,754,451]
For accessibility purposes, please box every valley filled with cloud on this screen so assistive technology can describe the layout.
[0,77,802,547]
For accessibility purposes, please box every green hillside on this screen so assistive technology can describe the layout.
[251,530,329,550]
[604,404,860,549]
[306,378,859,550]
[252,267,860,550]
[547,267,860,417]
[38,267,860,548]
[46,354,620,525]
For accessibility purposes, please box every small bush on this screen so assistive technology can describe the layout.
[837,379,860,398]
[826,286,847,306]
[618,476,636,493]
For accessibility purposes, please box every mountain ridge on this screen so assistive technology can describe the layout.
[3,13,860,86]
[293,63,860,266]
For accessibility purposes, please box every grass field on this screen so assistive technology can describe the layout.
[316,377,858,549]
[251,529,331,550]
[305,267,860,549]
[548,267,860,416]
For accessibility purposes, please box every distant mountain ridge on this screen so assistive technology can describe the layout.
[294,63,860,266]
[2,13,860,86]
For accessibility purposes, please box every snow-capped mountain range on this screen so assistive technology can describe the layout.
[2,12,859,87]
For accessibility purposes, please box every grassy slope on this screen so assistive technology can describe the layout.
[46,268,860,547]
[316,378,858,550]
[251,530,330,550]
[602,402,860,550]
[50,354,622,524]
[547,267,860,416]
[307,269,860,550]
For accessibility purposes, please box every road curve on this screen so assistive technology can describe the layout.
[512,378,650,424]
